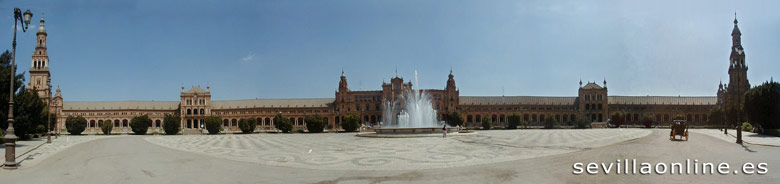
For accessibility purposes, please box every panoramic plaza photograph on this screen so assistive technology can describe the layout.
[1,0,780,183]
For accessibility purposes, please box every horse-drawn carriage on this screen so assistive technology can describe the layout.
[670,120,689,141]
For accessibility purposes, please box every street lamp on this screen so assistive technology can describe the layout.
[5,8,33,170]
[47,78,52,143]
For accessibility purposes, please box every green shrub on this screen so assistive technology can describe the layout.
[35,125,46,134]
[100,121,113,135]
[507,114,521,129]
[205,116,222,134]
[521,121,529,129]
[238,118,257,134]
[304,115,326,133]
[273,114,293,133]
[163,114,181,135]
[575,118,590,129]
[445,112,464,127]
[341,114,361,132]
[544,116,557,129]
[65,116,87,135]
[130,115,152,135]
[742,122,753,132]
[481,116,491,130]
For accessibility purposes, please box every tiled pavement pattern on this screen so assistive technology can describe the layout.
[146,129,650,170]
[7,135,115,167]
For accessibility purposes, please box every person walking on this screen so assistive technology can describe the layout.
[442,124,447,138]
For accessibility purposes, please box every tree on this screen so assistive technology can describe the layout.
[273,114,293,133]
[708,107,724,127]
[444,112,464,127]
[163,114,181,135]
[507,114,521,129]
[575,117,590,129]
[481,116,491,130]
[543,116,557,129]
[609,111,626,128]
[0,50,25,131]
[9,86,46,139]
[744,80,780,130]
[100,120,113,135]
[130,115,152,135]
[238,118,257,134]
[204,116,222,134]
[341,114,360,132]
[724,105,743,127]
[65,116,87,135]
[640,114,654,128]
[304,115,326,133]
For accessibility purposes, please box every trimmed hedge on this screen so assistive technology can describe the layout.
[130,115,152,135]
[238,118,257,134]
[65,116,87,135]
[163,114,181,135]
[100,120,113,135]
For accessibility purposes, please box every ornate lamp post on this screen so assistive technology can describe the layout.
[5,8,33,170]
[47,78,52,143]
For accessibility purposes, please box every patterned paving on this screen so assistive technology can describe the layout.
[145,129,650,170]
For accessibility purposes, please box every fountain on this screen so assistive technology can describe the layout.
[359,71,463,137]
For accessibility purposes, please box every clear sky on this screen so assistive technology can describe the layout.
[1,0,778,101]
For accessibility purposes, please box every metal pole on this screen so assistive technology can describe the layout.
[47,78,52,143]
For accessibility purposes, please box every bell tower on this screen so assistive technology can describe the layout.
[726,13,750,108]
[29,13,51,103]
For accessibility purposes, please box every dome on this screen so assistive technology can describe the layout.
[37,25,46,34]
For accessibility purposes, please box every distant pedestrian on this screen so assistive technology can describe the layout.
[442,124,447,138]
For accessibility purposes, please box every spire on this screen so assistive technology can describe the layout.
[579,79,582,87]
[341,68,345,77]
[734,12,738,24]
[395,67,398,78]
[603,77,607,87]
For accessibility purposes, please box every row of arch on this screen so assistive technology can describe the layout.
[186,108,205,115]
[87,119,163,128]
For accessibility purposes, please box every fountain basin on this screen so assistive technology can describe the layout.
[376,127,459,134]
[356,127,476,138]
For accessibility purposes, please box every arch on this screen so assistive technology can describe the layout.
[90,120,96,128]
[335,116,340,124]
[155,120,161,127]
[200,109,205,115]
[223,119,229,127]
[298,117,304,126]
[187,119,192,128]
[114,120,120,127]
[265,118,271,126]
[499,114,505,123]
[187,109,192,115]
[531,114,537,122]
[476,115,482,122]
[491,115,497,123]
[232,119,238,127]
[257,118,263,126]
[122,119,128,127]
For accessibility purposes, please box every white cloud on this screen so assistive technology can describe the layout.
[240,53,255,62]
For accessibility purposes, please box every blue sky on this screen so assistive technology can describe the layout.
[1,0,778,101]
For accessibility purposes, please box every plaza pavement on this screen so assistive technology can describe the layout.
[144,129,651,170]
[691,129,780,147]
[0,129,777,183]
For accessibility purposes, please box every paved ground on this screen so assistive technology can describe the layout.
[145,129,650,170]
[692,129,780,146]
[0,129,777,184]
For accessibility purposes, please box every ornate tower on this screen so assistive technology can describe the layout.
[444,69,459,112]
[29,14,51,103]
[726,14,750,108]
